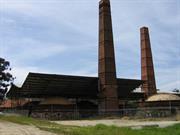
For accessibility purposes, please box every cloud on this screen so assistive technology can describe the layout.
[0,0,179,92]
[156,67,180,91]
[11,61,98,87]
[11,66,39,87]
[159,81,180,92]
[2,37,67,61]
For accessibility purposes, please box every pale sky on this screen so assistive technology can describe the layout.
[0,0,179,92]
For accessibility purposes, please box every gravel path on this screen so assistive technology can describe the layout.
[55,119,180,128]
[0,121,57,135]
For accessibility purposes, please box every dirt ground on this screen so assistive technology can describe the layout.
[55,119,180,128]
[0,121,57,135]
[0,119,179,135]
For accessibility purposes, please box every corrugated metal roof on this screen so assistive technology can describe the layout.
[7,72,144,99]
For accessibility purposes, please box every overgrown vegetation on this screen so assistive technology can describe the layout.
[0,115,180,135]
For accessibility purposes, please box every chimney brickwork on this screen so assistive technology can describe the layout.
[140,27,157,98]
[98,0,119,113]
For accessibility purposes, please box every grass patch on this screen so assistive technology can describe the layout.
[0,115,180,135]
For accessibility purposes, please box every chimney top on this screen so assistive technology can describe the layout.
[140,26,149,33]
[99,0,110,5]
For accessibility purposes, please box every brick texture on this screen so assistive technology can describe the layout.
[140,27,157,98]
[98,0,119,113]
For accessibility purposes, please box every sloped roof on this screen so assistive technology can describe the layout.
[6,84,21,97]
[0,99,29,108]
[39,98,75,105]
[146,93,180,102]
[0,99,12,108]
[7,72,143,99]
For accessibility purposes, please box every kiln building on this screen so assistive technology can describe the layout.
[6,0,164,119]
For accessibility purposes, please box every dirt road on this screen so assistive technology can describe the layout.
[55,119,180,128]
[0,119,179,135]
[0,121,57,135]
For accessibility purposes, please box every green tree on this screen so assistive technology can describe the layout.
[0,57,14,99]
[172,88,180,93]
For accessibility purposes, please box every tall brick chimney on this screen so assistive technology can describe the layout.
[98,0,119,113]
[140,27,157,98]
